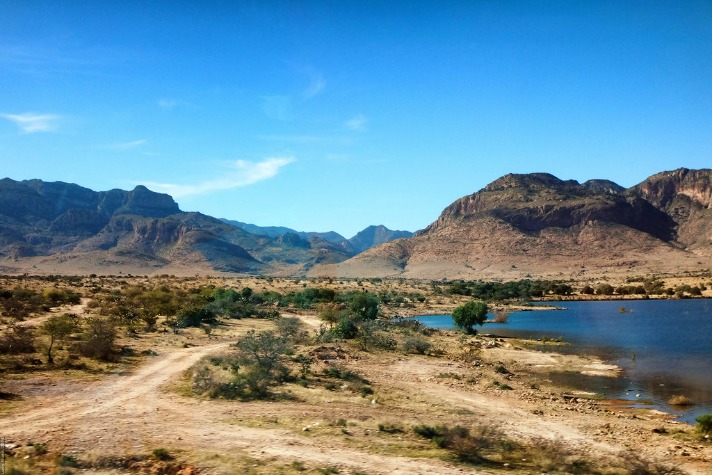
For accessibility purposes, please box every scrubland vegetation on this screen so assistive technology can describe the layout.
[0,273,710,474]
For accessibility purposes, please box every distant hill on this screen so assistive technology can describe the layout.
[220,219,411,254]
[347,225,413,253]
[0,179,352,275]
[220,219,349,246]
[318,168,712,280]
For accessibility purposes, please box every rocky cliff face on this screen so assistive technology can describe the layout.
[632,168,712,255]
[327,168,712,279]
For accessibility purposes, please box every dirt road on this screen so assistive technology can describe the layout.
[0,341,492,474]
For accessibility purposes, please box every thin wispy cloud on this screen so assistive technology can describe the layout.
[103,139,147,151]
[261,95,292,121]
[1,112,61,133]
[0,42,134,77]
[302,70,326,99]
[158,98,178,110]
[345,114,367,132]
[258,134,349,144]
[140,157,295,198]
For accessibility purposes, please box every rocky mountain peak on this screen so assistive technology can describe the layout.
[483,173,572,193]
[115,185,180,218]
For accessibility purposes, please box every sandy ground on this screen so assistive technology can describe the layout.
[1,290,711,474]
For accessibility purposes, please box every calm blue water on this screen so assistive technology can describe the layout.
[415,299,712,424]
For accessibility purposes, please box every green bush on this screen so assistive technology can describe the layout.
[152,448,173,461]
[378,422,404,434]
[57,454,79,467]
[696,413,712,434]
[413,423,505,463]
[176,306,217,328]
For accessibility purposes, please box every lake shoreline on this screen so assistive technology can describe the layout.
[411,299,712,427]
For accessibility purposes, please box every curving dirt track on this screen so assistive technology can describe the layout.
[0,342,489,474]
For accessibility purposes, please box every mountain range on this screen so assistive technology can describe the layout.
[314,168,712,280]
[1,168,710,279]
[219,220,412,255]
[0,178,407,276]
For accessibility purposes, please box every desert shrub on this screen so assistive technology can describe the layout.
[232,330,292,399]
[618,450,685,475]
[668,395,692,406]
[0,324,35,354]
[696,413,712,434]
[78,317,117,360]
[413,424,501,463]
[176,306,217,328]
[43,288,81,305]
[274,316,307,343]
[322,366,372,395]
[402,335,431,354]
[595,283,615,295]
[317,302,341,327]
[492,311,509,323]
[378,422,404,434]
[292,353,313,378]
[57,454,79,467]
[33,442,48,455]
[332,318,358,339]
[192,364,215,394]
[152,448,173,461]
[356,321,397,351]
[580,285,595,295]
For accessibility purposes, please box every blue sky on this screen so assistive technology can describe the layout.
[1,1,711,237]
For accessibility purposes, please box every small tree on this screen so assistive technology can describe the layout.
[317,303,341,328]
[451,301,488,335]
[40,313,78,364]
[234,330,291,398]
[79,317,117,360]
[349,292,379,320]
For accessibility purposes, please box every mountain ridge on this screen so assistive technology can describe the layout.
[0,178,351,275]
[2,169,711,278]
[318,168,712,280]
[220,219,412,254]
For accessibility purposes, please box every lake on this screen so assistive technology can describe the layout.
[414,299,712,424]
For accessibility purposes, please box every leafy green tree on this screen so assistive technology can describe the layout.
[317,303,341,328]
[595,283,615,295]
[348,292,379,320]
[40,313,78,364]
[451,301,488,335]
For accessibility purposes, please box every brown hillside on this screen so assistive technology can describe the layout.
[319,169,712,280]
